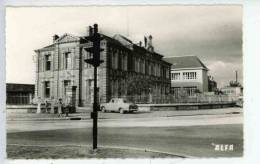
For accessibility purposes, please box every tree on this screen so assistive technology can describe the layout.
[229,80,241,87]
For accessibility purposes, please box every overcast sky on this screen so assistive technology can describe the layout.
[6,5,242,88]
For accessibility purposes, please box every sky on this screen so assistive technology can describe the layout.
[6,5,242,88]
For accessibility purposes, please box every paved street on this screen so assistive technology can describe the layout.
[6,108,243,157]
[7,111,242,133]
[6,107,242,121]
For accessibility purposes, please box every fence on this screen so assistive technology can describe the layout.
[113,94,239,104]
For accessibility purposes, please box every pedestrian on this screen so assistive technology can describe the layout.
[65,103,69,117]
[57,98,63,117]
[50,96,55,114]
[45,100,49,113]
[36,97,41,114]
[64,97,70,117]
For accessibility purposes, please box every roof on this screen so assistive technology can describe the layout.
[42,44,55,49]
[35,32,169,63]
[163,56,208,70]
[113,34,133,44]
[6,83,35,93]
[35,33,81,52]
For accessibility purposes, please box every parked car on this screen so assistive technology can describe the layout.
[100,98,138,114]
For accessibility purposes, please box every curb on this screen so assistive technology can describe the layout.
[7,117,89,121]
[7,111,241,121]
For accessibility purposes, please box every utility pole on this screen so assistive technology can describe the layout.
[84,24,103,150]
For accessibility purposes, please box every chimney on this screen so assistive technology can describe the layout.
[52,34,59,43]
[88,26,93,36]
[147,35,154,52]
[139,41,142,47]
[148,35,153,46]
[144,36,147,48]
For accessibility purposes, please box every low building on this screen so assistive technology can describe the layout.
[6,83,35,105]
[164,56,209,97]
[34,29,171,106]
[221,86,243,97]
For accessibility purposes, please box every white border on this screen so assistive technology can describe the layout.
[1,0,260,164]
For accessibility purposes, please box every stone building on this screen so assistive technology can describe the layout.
[34,30,171,106]
[164,56,209,97]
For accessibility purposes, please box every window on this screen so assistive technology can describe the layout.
[136,58,140,72]
[44,81,50,98]
[123,54,128,71]
[111,80,114,96]
[45,54,51,71]
[183,72,187,79]
[171,87,181,97]
[112,50,118,69]
[145,61,149,74]
[64,52,71,69]
[154,63,158,76]
[183,72,197,80]
[184,87,197,96]
[157,65,161,77]
[84,51,92,68]
[151,63,154,75]
[120,53,128,71]
[172,73,181,80]
[140,59,145,74]
[148,63,152,75]
[166,68,170,79]
[64,80,71,97]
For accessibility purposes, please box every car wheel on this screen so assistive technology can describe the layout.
[119,108,124,114]
[101,106,106,113]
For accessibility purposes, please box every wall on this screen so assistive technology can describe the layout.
[80,39,108,105]
[202,69,209,92]
[170,69,203,90]
[36,39,81,106]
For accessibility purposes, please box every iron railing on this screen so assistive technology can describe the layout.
[110,94,239,104]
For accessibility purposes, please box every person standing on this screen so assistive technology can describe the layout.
[36,97,41,114]
[57,98,63,117]
[50,96,55,114]
[45,100,49,113]
[64,97,70,117]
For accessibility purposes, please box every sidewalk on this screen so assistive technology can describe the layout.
[6,107,242,121]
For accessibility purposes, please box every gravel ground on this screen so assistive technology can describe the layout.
[7,145,182,159]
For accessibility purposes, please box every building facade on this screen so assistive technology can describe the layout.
[164,56,209,97]
[35,31,171,106]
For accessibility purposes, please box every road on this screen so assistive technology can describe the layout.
[6,111,243,157]
[7,108,243,133]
